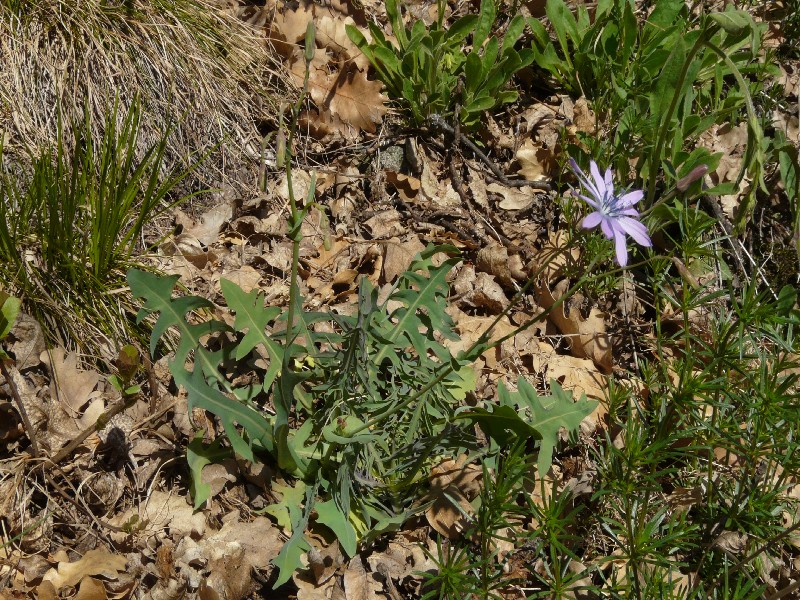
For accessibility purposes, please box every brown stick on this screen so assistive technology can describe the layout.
[429,114,552,191]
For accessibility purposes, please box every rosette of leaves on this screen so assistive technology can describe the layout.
[347,0,534,129]
[128,246,475,583]
[128,244,596,586]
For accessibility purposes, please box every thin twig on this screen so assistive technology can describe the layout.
[429,114,552,191]
[446,83,487,243]
[45,394,140,470]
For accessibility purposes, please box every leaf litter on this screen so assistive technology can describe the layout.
[1,0,799,598]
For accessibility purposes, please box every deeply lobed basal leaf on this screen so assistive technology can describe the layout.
[128,269,275,464]
[459,377,597,475]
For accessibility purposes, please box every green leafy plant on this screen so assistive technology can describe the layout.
[570,274,800,598]
[347,0,534,129]
[531,0,772,228]
[0,98,201,354]
[419,443,530,600]
[129,249,601,586]
[0,290,21,363]
[128,247,477,584]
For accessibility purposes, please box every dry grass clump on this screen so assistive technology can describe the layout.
[0,0,287,190]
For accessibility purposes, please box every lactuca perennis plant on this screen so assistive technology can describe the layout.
[128,248,473,584]
[531,0,771,228]
[347,0,534,129]
[127,246,596,586]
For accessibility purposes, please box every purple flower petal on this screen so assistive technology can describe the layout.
[582,211,603,229]
[604,167,614,193]
[570,158,603,199]
[613,226,629,266]
[590,161,608,196]
[618,190,644,207]
[600,217,614,239]
[618,217,652,246]
[578,194,601,210]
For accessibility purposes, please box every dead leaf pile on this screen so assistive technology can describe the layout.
[254,0,388,140]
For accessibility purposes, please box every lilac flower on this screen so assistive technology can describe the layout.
[569,158,652,267]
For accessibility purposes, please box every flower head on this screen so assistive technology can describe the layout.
[569,158,651,267]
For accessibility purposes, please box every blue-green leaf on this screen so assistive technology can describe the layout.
[187,436,232,509]
[316,500,357,557]
[272,530,311,588]
[220,279,284,392]
[177,365,273,461]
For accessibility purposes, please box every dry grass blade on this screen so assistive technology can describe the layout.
[0,0,291,191]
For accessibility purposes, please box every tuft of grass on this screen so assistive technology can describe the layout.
[0,99,200,359]
[0,0,287,193]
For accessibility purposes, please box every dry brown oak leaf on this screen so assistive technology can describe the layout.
[308,61,388,134]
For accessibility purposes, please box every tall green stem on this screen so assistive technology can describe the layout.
[283,30,314,350]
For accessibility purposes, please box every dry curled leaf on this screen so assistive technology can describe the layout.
[536,280,612,373]
[424,455,483,539]
[42,548,127,591]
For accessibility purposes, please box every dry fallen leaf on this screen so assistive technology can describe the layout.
[343,558,382,600]
[272,3,314,47]
[74,576,108,600]
[42,548,127,591]
[382,235,425,283]
[175,200,233,247]
[536,280,612,373]
[487,182,536,211]
[425,455,483,539]
[516,138,555,183]
[44,348,101,417]
[364,209,404,238]
[476,243,516,287]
